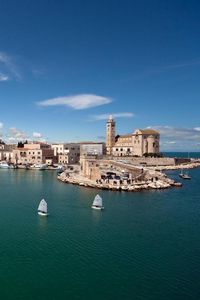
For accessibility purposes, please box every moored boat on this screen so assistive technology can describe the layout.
[31,163,48,170]
[179,170,191,179]
[0,161,11,169]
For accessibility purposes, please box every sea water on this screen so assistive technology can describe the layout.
[0,167,199,299]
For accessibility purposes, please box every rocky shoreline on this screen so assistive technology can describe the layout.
[56,159,200,192]
[57,171,182,192]
[153,160,200,171]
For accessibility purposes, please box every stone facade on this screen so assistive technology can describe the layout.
[80,142,105,156]
[51,143,80,165]
[12,142,55,165]
[106,116,160,157]
[0,141,16,161]
[80,155,101,180]
[106,115,116,155]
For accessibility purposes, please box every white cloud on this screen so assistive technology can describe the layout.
[0,122,3,129]
[0,73,9,81]
[8,127,27,141]
[37,94,112,110]
[147,125,200,151]
[194,127,200,131]
[90,112,134,121]
[0,52,21,80]
[33,132,42,138]
[149,126,200,141]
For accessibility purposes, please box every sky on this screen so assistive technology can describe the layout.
[0,0,200,151]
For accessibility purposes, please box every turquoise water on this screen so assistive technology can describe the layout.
[0,168,200,299]
[163,152,200,159]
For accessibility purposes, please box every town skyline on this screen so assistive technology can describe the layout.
[1,1,200,151]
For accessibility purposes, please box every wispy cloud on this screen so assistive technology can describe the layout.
[147,125,200,150]
[0,52,21,80]
[0,73,9,81]
[90,112,134,121]
[33,132,42,138]
[150,58,200,75]
[163,59,200,71]
[193,127,200,132]
[32,68,47,78]
[148,126,200,141]
[122,58,200,82]
[8,127,27,142]
[37,94,112,110]
[0,123,46,143]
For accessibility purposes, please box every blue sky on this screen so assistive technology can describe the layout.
[0,0,200,151]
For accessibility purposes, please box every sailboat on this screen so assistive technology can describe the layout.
[179,169,191,180]
[91,194,104,210]
[38,199,48,216]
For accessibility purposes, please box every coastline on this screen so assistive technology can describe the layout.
[57,159,200,192]
[57,169,182,192]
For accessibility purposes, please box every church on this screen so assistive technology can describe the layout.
[106,116,160,157]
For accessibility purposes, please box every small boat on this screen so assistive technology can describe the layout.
[179,170,191,180]
[91,194,104,210]
[38,199,48,216]
[0,161,10,169]
[31,164,47,170]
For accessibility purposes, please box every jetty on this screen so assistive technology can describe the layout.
[57,155,184,192]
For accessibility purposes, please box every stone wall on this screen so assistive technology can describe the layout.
[105,156,176,166]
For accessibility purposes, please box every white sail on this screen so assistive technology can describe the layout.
[93,194,102,207]
[38,199,47,213]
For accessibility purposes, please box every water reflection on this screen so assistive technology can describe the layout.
[91,207,104,223]
[37,215,48,234]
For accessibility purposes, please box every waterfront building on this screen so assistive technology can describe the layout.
[80,142,105,156]
[0,141,16,162]
[106,116,160,156]
[0,139,5,150]
[12,142,55,165]
[51,143,80,164]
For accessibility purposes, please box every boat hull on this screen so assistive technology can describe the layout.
[38,211,48,216]
[91,205,104,210]
[179,174,191,179]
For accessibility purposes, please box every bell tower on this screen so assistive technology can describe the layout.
[106,115,115,155]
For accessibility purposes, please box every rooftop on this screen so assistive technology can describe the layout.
[136,129,159,135]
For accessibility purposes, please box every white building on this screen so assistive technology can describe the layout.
[51,143,80,164]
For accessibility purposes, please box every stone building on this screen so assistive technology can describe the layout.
[0,140,16,161]
[80,155,101,180]
[80,142,105,156]
[12,142,55,165]
[51,143,80,165]
[106,115,160,157]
